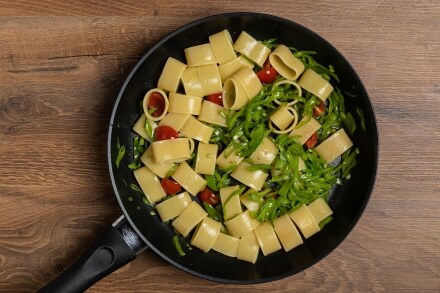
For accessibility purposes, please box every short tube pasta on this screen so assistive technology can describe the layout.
[151,138,191,164]
[191,217,222,252]
[197,64,222,96]
[179,116,214,144]
[198,100,228,127]
[143,88,169,121]
[172,201,207,237]
[156,191,192,222]
[289,116,321,145]
[157,57,187,93]
[133,166,166,204]
[254,221,282,256]
[231,66,262,100]
[209,29,236,65]
[233,31,271,67]
[171,162,207,196]
[184,43,217,67]
[269,44,305,80]
[168,93,203,115]
[230,162,268,191]
[315,128,353,163]
[298,69,334,101]
[181,67,204,97]
[218,56,254,82]
[195,143,218,175]
[222,77,249,110]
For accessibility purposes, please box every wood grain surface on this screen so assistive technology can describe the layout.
[1,1,439,292]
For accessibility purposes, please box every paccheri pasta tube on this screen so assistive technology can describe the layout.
[125,29,359,263]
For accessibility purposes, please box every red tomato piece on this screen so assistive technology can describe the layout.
[161,178,181,195]
[155,125,179,141]
[148,91,166,117]
[198,188,220,205]
[206,92,223,106]
[256,66,278,84]
[313,102,326,117]
[305,132,319,149]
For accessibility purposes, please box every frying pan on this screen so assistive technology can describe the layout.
[39,12,378,292]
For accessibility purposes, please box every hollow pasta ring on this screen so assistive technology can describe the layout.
[272,80,302,106]
[143,88,169,121]
[268,106,299,134]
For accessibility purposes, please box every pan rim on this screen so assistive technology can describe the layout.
[107,11,379,284]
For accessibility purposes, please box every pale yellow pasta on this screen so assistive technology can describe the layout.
[237,232,259,263]
[181,67,204,97]
[208,29,236,65]
[269,44,305,80]
[315,128,353,163]
[231,66,262,100]
[272,80,302,106]
[156,192,192,222]
[270,106,296,131]
[143,88,169,121]
[289,116,322,145]
[222,77,249,110]
[158,112,190,131]
[197,64,223,96]
[168,93,203,115]
[140,146,175,178]
[288,204,320,239]
[195,143,218,175]
[184,43,217,67]
[179,116,213,144]
[198,100,227,127]
[273,214,303,252]
[297,69,334,101]
[151,138,191,164]
[248,137,278,165]
[254,221,282,256]
[268,106,299,134]
[132,114,157,142]
[233,31,271,67]
[133,166,166,203]
[240,189,263,212]
[212,232,240,257]
[218,55,254,82]
[171,162,207,196]
[216,143,244,170]
[178,134,195,154]
[191,217,222,252]
[230,162,268,191]
[219,185,243,221]
[307,197,333,223]
[224,210,259,238]
[172,201,207,237]
[157,57,187,93]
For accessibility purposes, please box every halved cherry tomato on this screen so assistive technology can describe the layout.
[155,125,179,141]
[148,91,166,117]
[305,132,319,149]
[206,92,223,106]
[313,102,326,117]
[198,187,220,205]
[256,60,278,84]
[161,178,181,195]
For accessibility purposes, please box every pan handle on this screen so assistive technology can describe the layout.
[38,216,147,293]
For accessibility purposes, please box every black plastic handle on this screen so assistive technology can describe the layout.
[38,216,147,293]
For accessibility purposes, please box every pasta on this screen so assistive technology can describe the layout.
[209,29,236,65]
[297,69,334,101]
[191,217,222,252]
[157,57,187,93]
[168,93,203,115]
[233,31,271,67]
[126,29,358,263]
[269,44,305,80]
[184,43,217,67]
[315,128,353,163]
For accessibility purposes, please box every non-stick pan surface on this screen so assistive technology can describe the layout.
[107,12,378,284]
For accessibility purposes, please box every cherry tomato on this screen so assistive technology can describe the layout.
[313,102,326,117]
[148,91,166,117]
[256,59,278,84]
[155,125,179,141]
[205,92,223,106]
[198,187,220,205]
[305,132,319,149]
[161,178,181,195]
[256,64,278,84]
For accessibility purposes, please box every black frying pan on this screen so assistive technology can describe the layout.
[39,12,378,292]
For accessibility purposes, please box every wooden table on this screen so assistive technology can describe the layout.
[1,1,439,292]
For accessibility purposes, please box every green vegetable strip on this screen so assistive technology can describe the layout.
[172,235,186,256]
[115,137,125,168]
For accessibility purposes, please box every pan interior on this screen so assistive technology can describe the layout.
[108,12,378,284]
